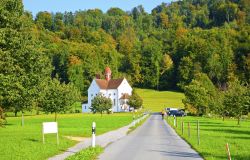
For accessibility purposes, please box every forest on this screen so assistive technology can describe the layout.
[0,0,249,118]
[30,0,249,92]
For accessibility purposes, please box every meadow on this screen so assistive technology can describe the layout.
[0,113,133,160]
[166,116,250,160]
[136,88,185,112]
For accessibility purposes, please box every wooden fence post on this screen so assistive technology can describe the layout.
[226,143,232,160]
[174,116,176,127]
[182,121,184,135]
[176,116,178,128]
[197,120,200,145]
[188,122,190,138]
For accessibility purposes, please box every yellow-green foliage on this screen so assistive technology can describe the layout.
[136,88,185,112]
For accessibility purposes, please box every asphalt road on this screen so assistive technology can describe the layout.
[98,114,203,160]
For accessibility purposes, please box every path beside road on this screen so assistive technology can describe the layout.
[48,115,148,160]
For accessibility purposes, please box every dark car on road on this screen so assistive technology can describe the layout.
[168,110,186,117]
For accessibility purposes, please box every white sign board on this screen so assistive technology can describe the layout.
[43,122,58,134]
[42,122,59,144]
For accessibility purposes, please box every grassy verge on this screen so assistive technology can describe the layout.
[127,114,149,134]
[66,146,103,160]
[166,116,250,160]
[136,88,184,112]
[0,113,133,160]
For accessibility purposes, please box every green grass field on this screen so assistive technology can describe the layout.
[166,116,250,160]
[66,146,103,160]
[0,113,133,160]
[136,88,185,112]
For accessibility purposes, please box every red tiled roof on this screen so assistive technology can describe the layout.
[95,78,124,89]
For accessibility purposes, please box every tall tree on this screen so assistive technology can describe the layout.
[0,0,51,120]
[35,11,53,30]
[140,37,163,89]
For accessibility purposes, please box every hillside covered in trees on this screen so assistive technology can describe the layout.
[26,0,249,93]
[0,0,249,118]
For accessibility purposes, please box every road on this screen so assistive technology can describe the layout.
[98,114,203,160]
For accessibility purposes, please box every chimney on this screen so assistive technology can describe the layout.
[104,67,111,81]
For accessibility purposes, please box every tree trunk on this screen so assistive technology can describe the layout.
[21,112,24,126]
[227,12,229,23]
[55,112,57,121]
[222,115,225,121]
[15,110,18,117]
[237,116,240,125]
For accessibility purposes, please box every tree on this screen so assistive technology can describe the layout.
[40,78,81,121]
[35,11,53,30]
[161,54,173,75]
[0,0,51,123]
[107,8,126,16]
[140,37,163,89]
[183,73,216,115]
[53,12,64,31]
[128,90,143,110]
[223,80,249,125]
[90,94,112,115]
[209,90,228,121]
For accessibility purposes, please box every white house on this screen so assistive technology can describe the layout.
[82,67,132,113]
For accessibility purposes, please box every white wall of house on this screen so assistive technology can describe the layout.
[117,79,132,111]
[82,78,132,113]
[82,79,100,112]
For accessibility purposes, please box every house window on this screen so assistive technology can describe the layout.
[85,106,86,109]
[113,99,116,106]
[91,94,93,97]
[114,93,116,95]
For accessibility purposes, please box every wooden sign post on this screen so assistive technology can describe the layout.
[42,122,59,145]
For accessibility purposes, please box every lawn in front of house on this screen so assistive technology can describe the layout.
[166,116,250,160]
[0,113,133,160]
[136,88,185,112]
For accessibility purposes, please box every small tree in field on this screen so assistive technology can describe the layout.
[90,94,112,115]
[128,90,143,110]
[223,80,249,125]
[40,78,81,121]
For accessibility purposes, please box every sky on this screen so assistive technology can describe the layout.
[23,0,175,16]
